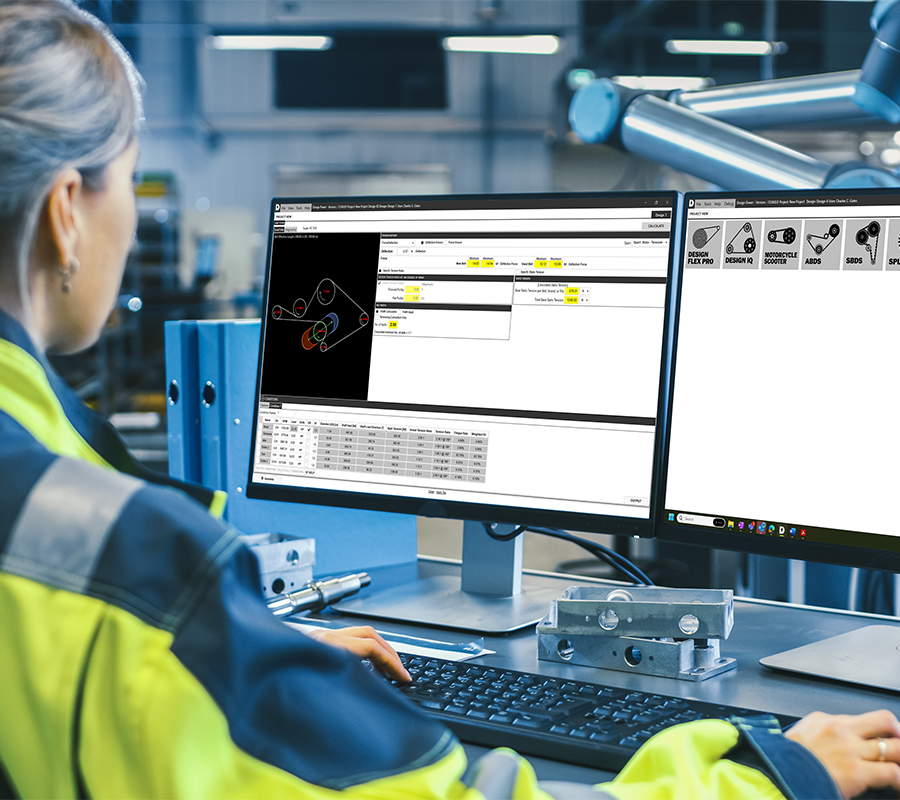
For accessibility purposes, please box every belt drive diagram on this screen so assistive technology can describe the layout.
[271,278,370,352]
[856,221,881,265]
[726,222,756,255]
[806,223,840,255]
[692,225,720,249]
[767,226,796,245]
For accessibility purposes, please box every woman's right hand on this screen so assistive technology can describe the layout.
[786,709,900,798]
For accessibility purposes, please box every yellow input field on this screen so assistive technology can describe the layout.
[565,287,579,295]
[467,259,480,268]
[564,297,579,305]
[405,285,421,292]
[550,259,563,268]
[404,295,420,302]
[481,259,494,268]
[389,320,398,328]
[534,259,548,268]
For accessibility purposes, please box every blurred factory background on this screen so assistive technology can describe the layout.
[60,1,891,575]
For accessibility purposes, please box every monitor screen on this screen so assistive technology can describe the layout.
[246,192,678,630]
[659,189,900,573]
[248,193,676,529]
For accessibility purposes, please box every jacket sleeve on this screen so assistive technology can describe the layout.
[595,717,841,800]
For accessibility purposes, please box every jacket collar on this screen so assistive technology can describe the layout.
[0,308,219,510]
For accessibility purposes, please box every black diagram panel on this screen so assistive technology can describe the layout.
[262,233,380,401]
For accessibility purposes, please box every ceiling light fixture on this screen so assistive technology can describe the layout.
[206,35,333,51]
[442,35,561,55]
[612,75,712,91]
[665,39,787,56]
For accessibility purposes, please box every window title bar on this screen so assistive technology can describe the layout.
[687,191,900,210]
[273,194,674,214]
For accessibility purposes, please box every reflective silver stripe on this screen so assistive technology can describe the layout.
[1,457,142,593]
[468,752,618,800]
[466,750,520,800]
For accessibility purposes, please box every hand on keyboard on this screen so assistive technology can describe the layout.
[307,625,411,682]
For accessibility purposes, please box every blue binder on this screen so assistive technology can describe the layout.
[166,319,417,576]
[164,320,202,483]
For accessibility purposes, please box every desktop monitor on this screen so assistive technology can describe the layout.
[658,188,900,689]
[246,192,678,632]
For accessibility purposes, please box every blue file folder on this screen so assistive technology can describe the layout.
[165,319,417,576]
[164,320,202,484]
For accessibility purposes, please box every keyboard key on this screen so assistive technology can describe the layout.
[619,736,644,748]
[634,711,664,724]
[512,715,551,730]
[589,729,621,742]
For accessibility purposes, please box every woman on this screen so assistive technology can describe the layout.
[0,2,898,798]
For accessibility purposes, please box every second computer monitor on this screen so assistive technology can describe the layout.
[659,189,900,573]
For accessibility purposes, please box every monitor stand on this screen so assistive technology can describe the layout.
[760,624,900,693]
[333,521,566,633]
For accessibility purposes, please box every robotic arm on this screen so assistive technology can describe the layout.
[569,0,900,190]
[858,0,900,123]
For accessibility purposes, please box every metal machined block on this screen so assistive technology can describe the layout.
[242,532,315,599]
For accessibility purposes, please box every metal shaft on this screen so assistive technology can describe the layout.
[672,70,875,129]
[621,94,832,190]
[268,572,371,617]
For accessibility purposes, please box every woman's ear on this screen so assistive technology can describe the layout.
[44,168,84,269]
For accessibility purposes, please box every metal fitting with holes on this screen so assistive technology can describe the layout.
[536,585,736,681]
[240,532,315,600]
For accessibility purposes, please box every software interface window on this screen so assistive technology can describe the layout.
[666,193,900,552]
[251,196,673,521]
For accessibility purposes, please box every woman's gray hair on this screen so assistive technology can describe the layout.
[0,0,144,309]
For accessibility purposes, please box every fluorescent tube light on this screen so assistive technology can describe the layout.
[612,75,711,91]
[206,35,333,51]
[665,39,787,56]
[442,35,561,55]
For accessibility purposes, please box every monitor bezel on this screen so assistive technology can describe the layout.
[655,188,900,573]
[246,190,680,539]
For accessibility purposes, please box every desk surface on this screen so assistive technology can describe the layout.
[322,559,900,785]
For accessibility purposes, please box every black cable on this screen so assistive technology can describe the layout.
[481,522,653,586]
[483,524,526,541]
[530,527,654,586]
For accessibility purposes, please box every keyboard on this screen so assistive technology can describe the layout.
[397,654,799,771]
